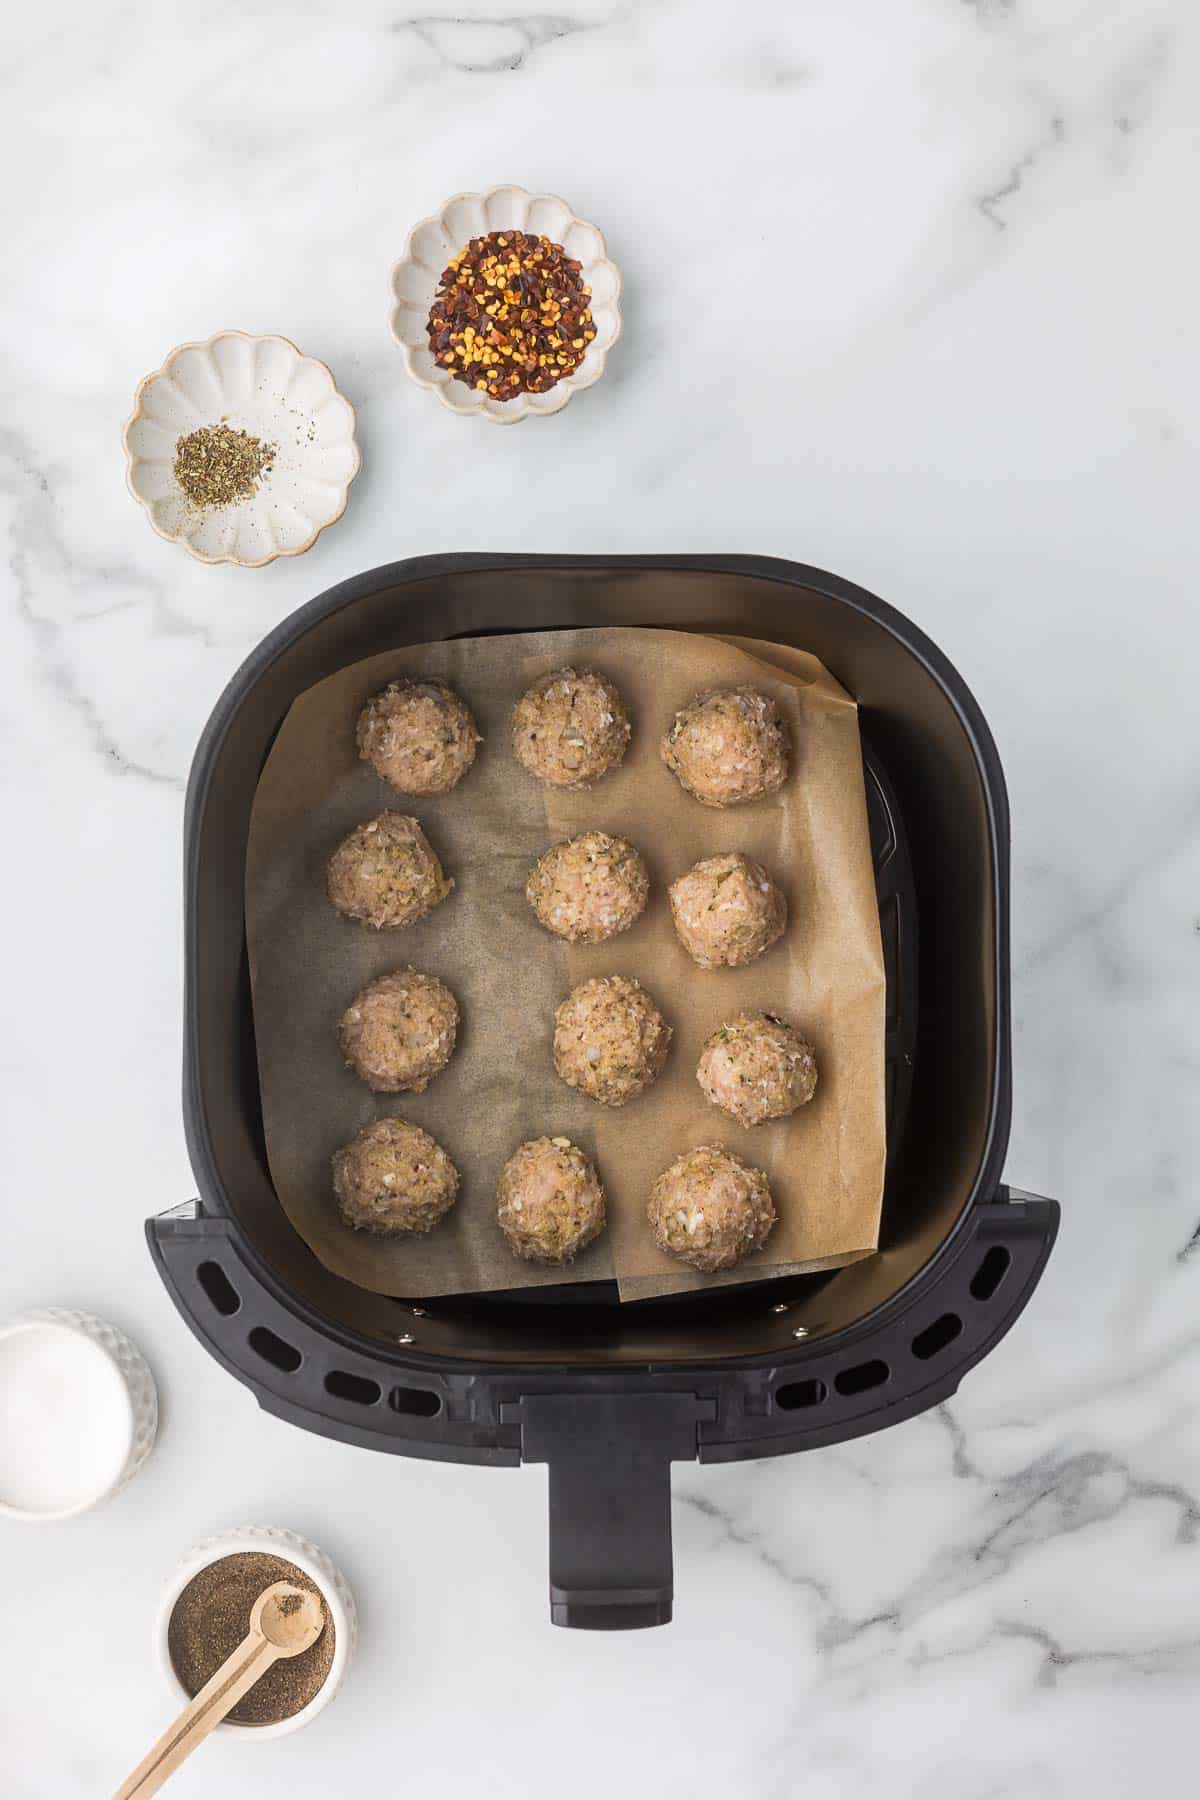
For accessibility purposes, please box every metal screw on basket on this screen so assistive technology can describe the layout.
[396,1333,415,1346]
[771,1302,789,1315]
[792,1326,810,1340]
[411,1308,427,1318]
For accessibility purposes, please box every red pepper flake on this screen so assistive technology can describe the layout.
[427,230,597,401]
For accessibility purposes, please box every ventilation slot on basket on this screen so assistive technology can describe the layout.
[248,1326,302,1373]
[911,1313,963,1361]
[970,1245,1011,1301]
[196,1261,240,1317]
[325,1370,382,1407]
[834,1359,889,1396]
[390,1385,441,1418]
[775,1378,827,1412]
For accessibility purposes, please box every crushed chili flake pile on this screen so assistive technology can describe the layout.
[426,230,597,401]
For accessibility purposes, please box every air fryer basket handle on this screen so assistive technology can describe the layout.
[506,1392,716,1630]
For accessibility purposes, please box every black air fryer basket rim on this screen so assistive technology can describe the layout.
[181,552,1010,1357]
[158,552,1059,1631]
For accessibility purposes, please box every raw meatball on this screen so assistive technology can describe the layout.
[332,1117,459,1236]
[526,831,649,944]
[326,812,452,931]
[511,666,631,788]
[660,687,790,808]
[356,677,479,795]
[647,1143,776,1272]
[553,974,671,1107]
[668,853,786,969]
[496,1136,606,1265]
[338,969,459,1094]
[697,1012,818,1127]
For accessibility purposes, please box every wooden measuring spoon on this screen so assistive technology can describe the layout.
[113,1580,325,1798]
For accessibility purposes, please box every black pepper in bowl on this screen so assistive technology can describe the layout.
[167,1551,335,1726]
[427,231,597,400]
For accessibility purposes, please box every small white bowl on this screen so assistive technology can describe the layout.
[123,331,361,566]
[156,1525,357,1740]
[0,1309,158,1521]
[389,185,622,423]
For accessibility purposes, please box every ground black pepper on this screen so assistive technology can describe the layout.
[173,423,275,511]
[427,230,597,400]
[167,1551,334,1726]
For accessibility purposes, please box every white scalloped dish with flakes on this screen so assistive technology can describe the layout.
[389,185,622,423]
[123,331,360,567]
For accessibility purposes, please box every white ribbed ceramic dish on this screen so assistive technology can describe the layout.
[389,185,622,423]
[0,1309,158,1521]
[123,332,360,566]
[156,1525,357,1741]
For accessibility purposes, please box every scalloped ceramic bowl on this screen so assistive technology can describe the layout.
[123,332,360,567]
[156,1525,357,1740]
[0,1309,158,1520]
[389,186,621,423]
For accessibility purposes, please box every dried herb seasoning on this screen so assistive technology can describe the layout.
[173,423,275,511]
[167,1550,334,1726]
[426,230,597,400]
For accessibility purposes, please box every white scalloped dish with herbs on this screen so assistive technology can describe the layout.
[123,331,360,567]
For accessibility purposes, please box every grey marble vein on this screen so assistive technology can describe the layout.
[992,1617,1200,1684]
[392,11,604,73]
[683,1402,1200,1700]
[976,115,1067,231]
[0,428,184,788]
[1178,1220,1200,1265]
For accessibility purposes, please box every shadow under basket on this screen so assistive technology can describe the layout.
[150,554,1059,1630]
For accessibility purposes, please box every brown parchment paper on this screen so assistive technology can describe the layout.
[245,628,885,1301]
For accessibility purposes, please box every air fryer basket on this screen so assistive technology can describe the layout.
[151,555,1059,1629]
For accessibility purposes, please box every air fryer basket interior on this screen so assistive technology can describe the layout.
[183,557,1007,1367]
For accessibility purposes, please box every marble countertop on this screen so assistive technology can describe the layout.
[3,2,1199,1794]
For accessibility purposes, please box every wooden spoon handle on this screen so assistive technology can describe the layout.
[112,1630,281,1799]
